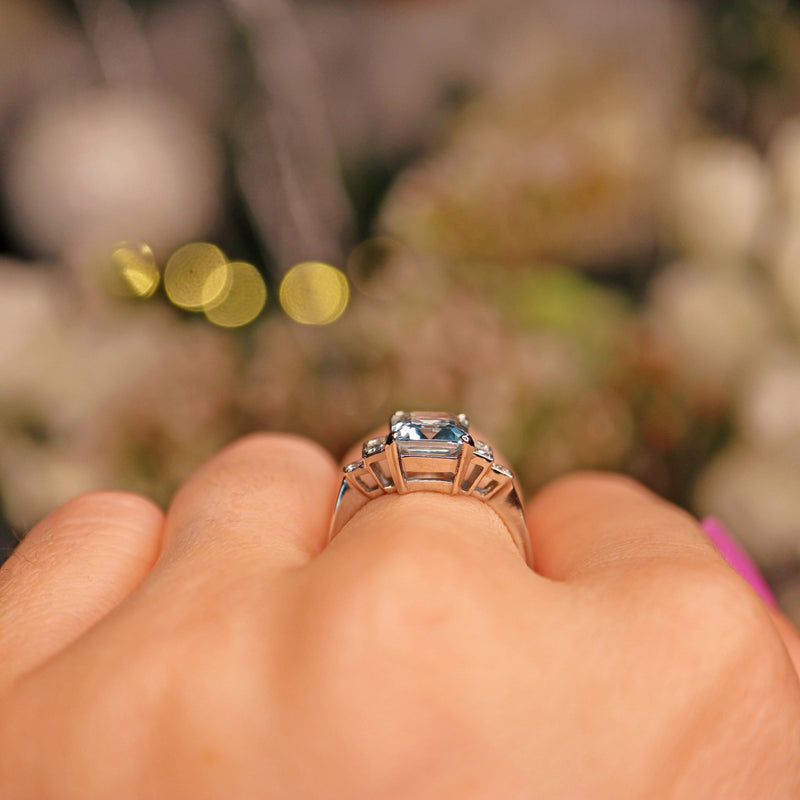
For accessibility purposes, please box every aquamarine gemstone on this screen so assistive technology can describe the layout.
[390,412,469,458]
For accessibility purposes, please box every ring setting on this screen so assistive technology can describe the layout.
[330,411,532,564]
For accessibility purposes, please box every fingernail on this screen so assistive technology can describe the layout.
[700,517,779,609]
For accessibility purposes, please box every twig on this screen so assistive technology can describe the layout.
[72,0,157,86]
[223,0,355,270]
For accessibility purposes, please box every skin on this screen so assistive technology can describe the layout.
[0,432,798,799]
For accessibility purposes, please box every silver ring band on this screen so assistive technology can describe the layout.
[329,411,532,565]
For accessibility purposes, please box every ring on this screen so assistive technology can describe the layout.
[329,411,532,565]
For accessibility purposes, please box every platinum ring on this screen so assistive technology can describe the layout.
[329,411,532,565]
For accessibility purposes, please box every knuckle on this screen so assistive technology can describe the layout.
[18,491,161,558]
[550,470,645,494]
[220,432,334,472]
[171,433,336,516]
[659,564,786,672]
[654,566,800,759]
[532,471,654,513]
[54,489,159,521]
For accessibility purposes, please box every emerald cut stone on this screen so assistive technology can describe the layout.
[391,411,470,458]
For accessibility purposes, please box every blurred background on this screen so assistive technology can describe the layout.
[1,0,800,621]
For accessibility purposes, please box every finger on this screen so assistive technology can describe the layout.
[0,491,163,686]
[328,425,527,573]
[768,610,800,677]
[698,517,800,676]
[526,472,721,582]
[157,433,339,574]
[326,490,525,574]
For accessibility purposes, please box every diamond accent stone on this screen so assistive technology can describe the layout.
[391,411,469,458]
[344,460,363,474]
[363,436,387,458]
[473,440,493,461]
[491,463,513,479]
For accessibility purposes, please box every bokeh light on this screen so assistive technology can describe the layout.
[109,242,159,298]
[279,261,350,325]
[205,261,267,328]
[164,242,231,311]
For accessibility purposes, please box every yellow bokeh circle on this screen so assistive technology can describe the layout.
[110,242,160,298]
[205,261,267,328]
[164,242,231,311]
[279,261,350,325]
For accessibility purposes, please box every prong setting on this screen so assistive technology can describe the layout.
[330,411,531,565]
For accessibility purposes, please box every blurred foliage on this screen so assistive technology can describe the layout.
[1,0,800,617]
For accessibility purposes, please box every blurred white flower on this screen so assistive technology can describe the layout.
[695,443,800,568]
[768,227,800,332]
[646,262,775,393]
[769,116,800,222]
[737,347,800,458]
[376,1,686,268]
[5,88,223,259]
[668,139,768,261]
[0,262,239,528]
[0,259,58,376]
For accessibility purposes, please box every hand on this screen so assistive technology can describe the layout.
[0,433,798,799]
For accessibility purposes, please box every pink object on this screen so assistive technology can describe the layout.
[700,517,779,609]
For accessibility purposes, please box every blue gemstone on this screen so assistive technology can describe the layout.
[391,412,469,458]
